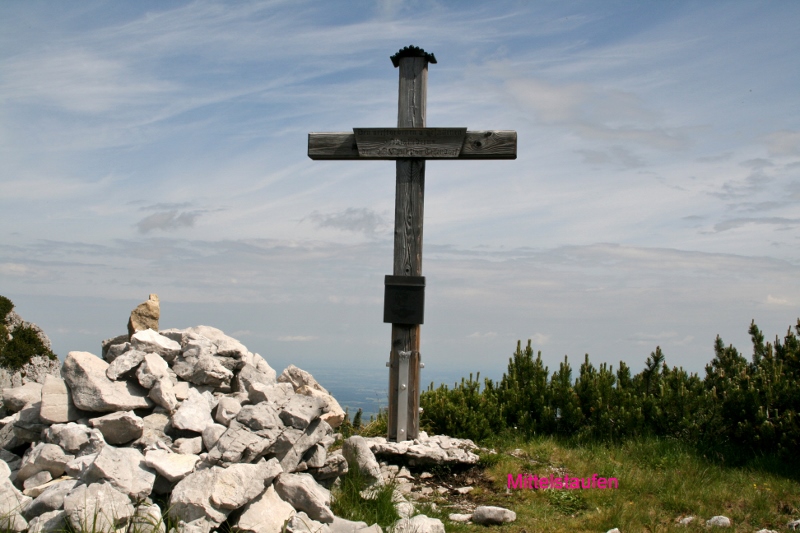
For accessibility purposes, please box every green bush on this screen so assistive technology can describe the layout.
[0,294,57,370]
[0,325,57,371]
[0,295,13,321]
[420,318,800,464]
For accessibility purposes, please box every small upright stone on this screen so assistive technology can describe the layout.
[128,294,160,339]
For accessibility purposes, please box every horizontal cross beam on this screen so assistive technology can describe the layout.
[308,130,517,160]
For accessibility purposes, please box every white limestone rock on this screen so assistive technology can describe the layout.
[43,422,105,455]
[101,334,129,362]
[302,444,327,469]
[234,363,277,394]
[284,512,331,533]
[171,388,214,433]
[64,454,97,478]
[280,395,326,430]
[183,326,250,360]
[248,382,295,406]
[471,506,516,525]
[169,467,228,527]
[13,401,47,442]
[173,437,203,455]
[61,351,153,412]
[17,443,74,483]
[144,449,199,483]
[342,436,383,485]
[131,329,181,363]
[307,452,348,481]
[89,410,144,445]
[278,365,328,394]
[22,470,52,491]
[237,402,283,431]
[206,421,273,465]
[23,479,79,519]
[329,517,368,533]
[0,477,32,532]
[26,509,66,533]
[172,347,233,389]
[83,445,157,499]
[137,353,171,389]
[134,412,172,449]
[297,386,346,429]
[210,458,283,510]
[2,382,43,412]
[63,482,134,533]
[130,503,167,533]
[150,378,180,412]
[448,514,471,523]
[274,419,332,473]
[391,515,444,533]
[39,375,81,424]
[274,472,334,524]
[106,349,147,380]
[237,485,296,533]
[705,516,731,528]
[365,434,479,466]
[202,423,227,451]
[214,396,241,426]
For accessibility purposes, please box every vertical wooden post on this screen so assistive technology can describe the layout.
[387,55,428,441]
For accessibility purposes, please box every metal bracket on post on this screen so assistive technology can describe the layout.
[396,350,411,441]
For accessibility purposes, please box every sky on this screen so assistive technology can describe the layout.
[1,0,799,393]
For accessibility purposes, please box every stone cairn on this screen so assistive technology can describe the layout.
[0,298,483,533]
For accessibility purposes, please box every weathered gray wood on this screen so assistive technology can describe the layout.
[308,130,517,160]
[307,46,516,442]
[387,54,427,442]
[354,128,466,158]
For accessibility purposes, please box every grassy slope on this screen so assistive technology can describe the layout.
[432,435,800,533]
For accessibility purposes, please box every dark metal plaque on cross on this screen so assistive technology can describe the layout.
[307,46,517,442]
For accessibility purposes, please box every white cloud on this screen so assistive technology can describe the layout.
[136,211,203,233]
[277,335,318,342]
[766,130,800,157]
[528,333,550,346]
[766,295,792,307]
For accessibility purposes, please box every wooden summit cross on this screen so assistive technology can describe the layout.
[308,46,516,442]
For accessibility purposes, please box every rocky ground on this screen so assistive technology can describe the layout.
[0,298,513,533]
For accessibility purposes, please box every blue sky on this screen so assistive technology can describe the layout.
[2,1,799,388]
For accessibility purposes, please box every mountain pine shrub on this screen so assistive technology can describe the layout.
[420,319,800,463]
[0,294,57,370]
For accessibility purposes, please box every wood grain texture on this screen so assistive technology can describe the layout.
[387,54,427,441]
[393,159,424,277]
[398,56,426,128]
[308,130,516,160]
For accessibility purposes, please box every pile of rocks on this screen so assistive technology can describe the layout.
[0,306,481,533]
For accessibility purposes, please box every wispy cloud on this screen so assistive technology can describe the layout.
[277,335,318,342]
[136,210,203,233]
[305,208,389,237]
[712,217,800,233]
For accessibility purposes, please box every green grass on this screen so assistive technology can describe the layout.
[330,461,401,528]
[441,435,800,533]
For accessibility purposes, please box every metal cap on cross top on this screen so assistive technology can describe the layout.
[308,47,517,442]
[390,45,437,67]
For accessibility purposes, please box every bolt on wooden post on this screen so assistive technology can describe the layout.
[308,46,516,441]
